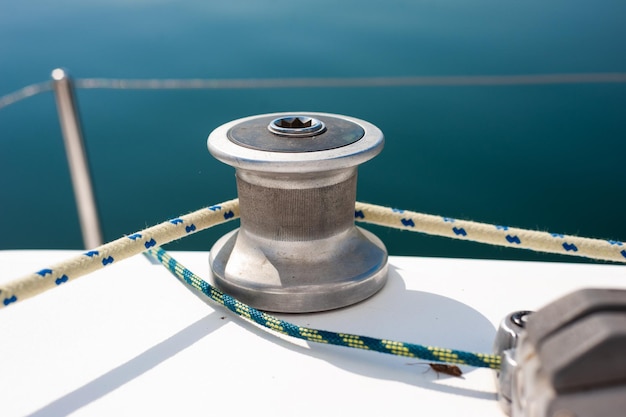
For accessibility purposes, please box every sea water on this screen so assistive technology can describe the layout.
[1,0,625,262]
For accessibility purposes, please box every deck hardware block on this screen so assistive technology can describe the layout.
[495,288,626,417]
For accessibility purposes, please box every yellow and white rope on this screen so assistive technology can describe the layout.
[0,200,239,307]
[356,203,626,264]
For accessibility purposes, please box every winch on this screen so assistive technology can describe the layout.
[207,112,388,313]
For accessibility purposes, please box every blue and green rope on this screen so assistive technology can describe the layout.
[146,247,501,370]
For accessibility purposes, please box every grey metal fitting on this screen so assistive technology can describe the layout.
[207,112,388,313]
[495,288,626,417]
[494,310,533,416]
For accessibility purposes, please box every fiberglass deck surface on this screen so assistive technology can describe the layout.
[1,250,624,416]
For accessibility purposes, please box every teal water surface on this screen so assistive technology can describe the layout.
[1,1,625,263]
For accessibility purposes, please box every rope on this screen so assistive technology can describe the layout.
[1,199,624,368]
[146,246,501,369]
[355,203,626,264]
[0,199,239,307]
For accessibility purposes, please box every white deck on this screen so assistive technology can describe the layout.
[1,250,625,416]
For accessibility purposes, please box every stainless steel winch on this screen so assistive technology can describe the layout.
[207,112,388,313]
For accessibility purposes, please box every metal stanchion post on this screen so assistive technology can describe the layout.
[51,68,103,248]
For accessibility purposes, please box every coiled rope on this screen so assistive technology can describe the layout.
[2,200,625,369]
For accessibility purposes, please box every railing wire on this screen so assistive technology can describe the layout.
[2,72,626,110]
[0,81,52,110]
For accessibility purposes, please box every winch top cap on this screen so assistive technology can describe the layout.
[207,112,384,173]
[267,115,327,137]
